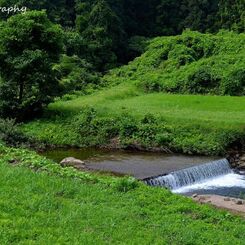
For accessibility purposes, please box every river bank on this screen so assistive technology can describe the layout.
[2,143,245,243]
[192,195,245,217]
[18,83,244,157]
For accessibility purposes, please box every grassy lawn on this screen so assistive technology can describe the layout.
[1,144,245,244]
[21,83,245,155]
[50,84,245,128]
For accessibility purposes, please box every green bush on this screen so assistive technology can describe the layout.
[185,66,220,94]
[114,177,139,192]
[220,69,245,96]
[168,44,196,67]
[119,113,138,138]
[73,107,120,146]
[54,55,101,93]
[0,119,30,147]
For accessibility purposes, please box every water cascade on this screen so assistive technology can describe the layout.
[145,159,233,190]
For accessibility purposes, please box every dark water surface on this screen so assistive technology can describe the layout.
[42,148,216,179]
[41,148,245,197]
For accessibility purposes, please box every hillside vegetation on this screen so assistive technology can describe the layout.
[106,31,245,95]
[20,31,245,156]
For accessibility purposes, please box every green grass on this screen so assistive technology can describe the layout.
[50,84,245,127]
[22,83,245,155]
[1,143,245,244]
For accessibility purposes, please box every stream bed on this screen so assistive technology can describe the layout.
[42,148,215,179]
[42,148,245,198]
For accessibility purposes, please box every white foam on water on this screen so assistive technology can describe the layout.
[173,173,245,194]
[147,159,232,189]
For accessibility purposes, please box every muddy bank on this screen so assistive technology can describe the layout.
[192,194,245,217]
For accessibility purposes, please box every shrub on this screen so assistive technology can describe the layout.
[220,69,245,96]
[114,177,139,192]
[74,107,120,145]
[168,44,196,66]
[185,66,219,94]
[74,107,97,137]
[119,114,138,138]
[54,55,101,93]
[106,31,245,96]
[0,119,30,147]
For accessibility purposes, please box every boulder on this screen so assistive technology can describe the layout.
[60,157,85,169]
[234,199,244,205]
[238,163,245,169]
[224,197,231,201]
[240,155,245,161]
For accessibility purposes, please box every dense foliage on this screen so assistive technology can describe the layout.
[0,11,63,120]
[0,0,244,68]
[107,31,245,96]
[22,88,245,155]
[53,55,101,93]
[0,3,244,150]
[0,119,30,147]
[0,2,243,121]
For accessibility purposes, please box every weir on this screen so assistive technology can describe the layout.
[145,159,233,190]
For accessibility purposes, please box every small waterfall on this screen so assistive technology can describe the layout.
[145,159,233,190]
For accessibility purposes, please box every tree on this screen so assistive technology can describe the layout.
[178,0,219,33]
[156,0,182,35]
[0,11,63,120]
[218,0,245,32]
[81,0,125,71]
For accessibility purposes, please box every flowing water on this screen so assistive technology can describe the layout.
[145,159,245,198]
[145,159,232,189]
[42,148,245,197]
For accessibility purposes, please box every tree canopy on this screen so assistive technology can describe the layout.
[0,11,63,120]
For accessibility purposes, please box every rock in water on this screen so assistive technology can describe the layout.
[60,157,85,169]
[234,199,244,205]
[224,197,231,201]
[238,163,245,170]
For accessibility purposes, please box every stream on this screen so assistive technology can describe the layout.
[42,148,215,179]
[42,148,245,198]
